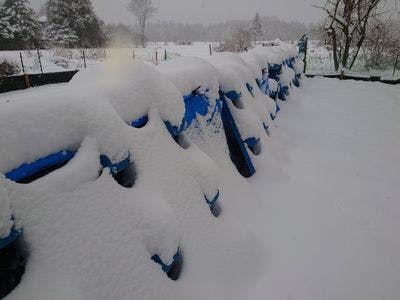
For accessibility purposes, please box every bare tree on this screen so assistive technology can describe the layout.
[363,17,400,68]
[216,26,253,53]
[316,0,383,71]
[127,0,157,47]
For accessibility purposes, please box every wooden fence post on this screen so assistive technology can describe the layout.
[303,37,308,74]
[164,49,167,61]
[209,44,212,56]
[19,52,30,88]
[82,49,87,68]
[19,52,25,74]
[37,49,43,74]
[393,54,399,77]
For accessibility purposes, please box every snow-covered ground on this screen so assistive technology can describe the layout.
[243,78,400,299]
[2,41,399,80]
[1,51,399,299]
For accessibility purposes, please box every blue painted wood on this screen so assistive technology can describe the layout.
[219,91,256,177]
[151,247,181,273]
[131,115,149,128]
[0,226,22,250]
[5,150,76,183]
[246,83,255,97]
[100,154,131,176]
[164,90,213,137]
[205,190,220,209]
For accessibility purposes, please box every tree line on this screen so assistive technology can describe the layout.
[0,0,316,51]
[0,0,103,50]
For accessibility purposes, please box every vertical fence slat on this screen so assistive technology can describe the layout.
[393,55,399,78]
[82,50,87,69]
[303,37,308,74]
[37,49,43,74]
[19,52,30,88]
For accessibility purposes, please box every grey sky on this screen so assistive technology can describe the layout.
[30,0,323,24]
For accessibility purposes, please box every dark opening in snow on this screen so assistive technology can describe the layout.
[112,162,136,188]
[151,248,183,281]
[0,237,28,299]
[205,191,221,218]
[245,138,262,156]
[249,143,261,156]
[166,250,183,281]
[100,155,136,188]
[173,133,191,150]
[211,203,221,217]
[224,90,244,109]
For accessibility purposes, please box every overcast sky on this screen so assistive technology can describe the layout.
[30,0,323,24]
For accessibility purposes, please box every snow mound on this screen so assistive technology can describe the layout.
[207,53,276,141]
[70,61,185,128]
[0,41,302,300]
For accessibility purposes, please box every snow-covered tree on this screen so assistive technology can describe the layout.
[0,0,42,50]
[127,0,157,47]
[45,23,79,48]
[46,0,103,47]
[0,5,14,42]
[250,13,263,42]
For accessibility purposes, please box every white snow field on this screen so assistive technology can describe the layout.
[0,42,400,300]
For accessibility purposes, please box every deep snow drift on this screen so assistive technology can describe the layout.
[1,43,399,300]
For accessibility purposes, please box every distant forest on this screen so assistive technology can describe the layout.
[108,16,320,46]
[0,0,320,50]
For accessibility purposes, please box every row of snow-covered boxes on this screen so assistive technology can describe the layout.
[0,43,303,296]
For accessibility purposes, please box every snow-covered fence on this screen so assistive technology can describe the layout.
[0,41,303,299]
[305,73,400,85]
[0,70,79,93]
